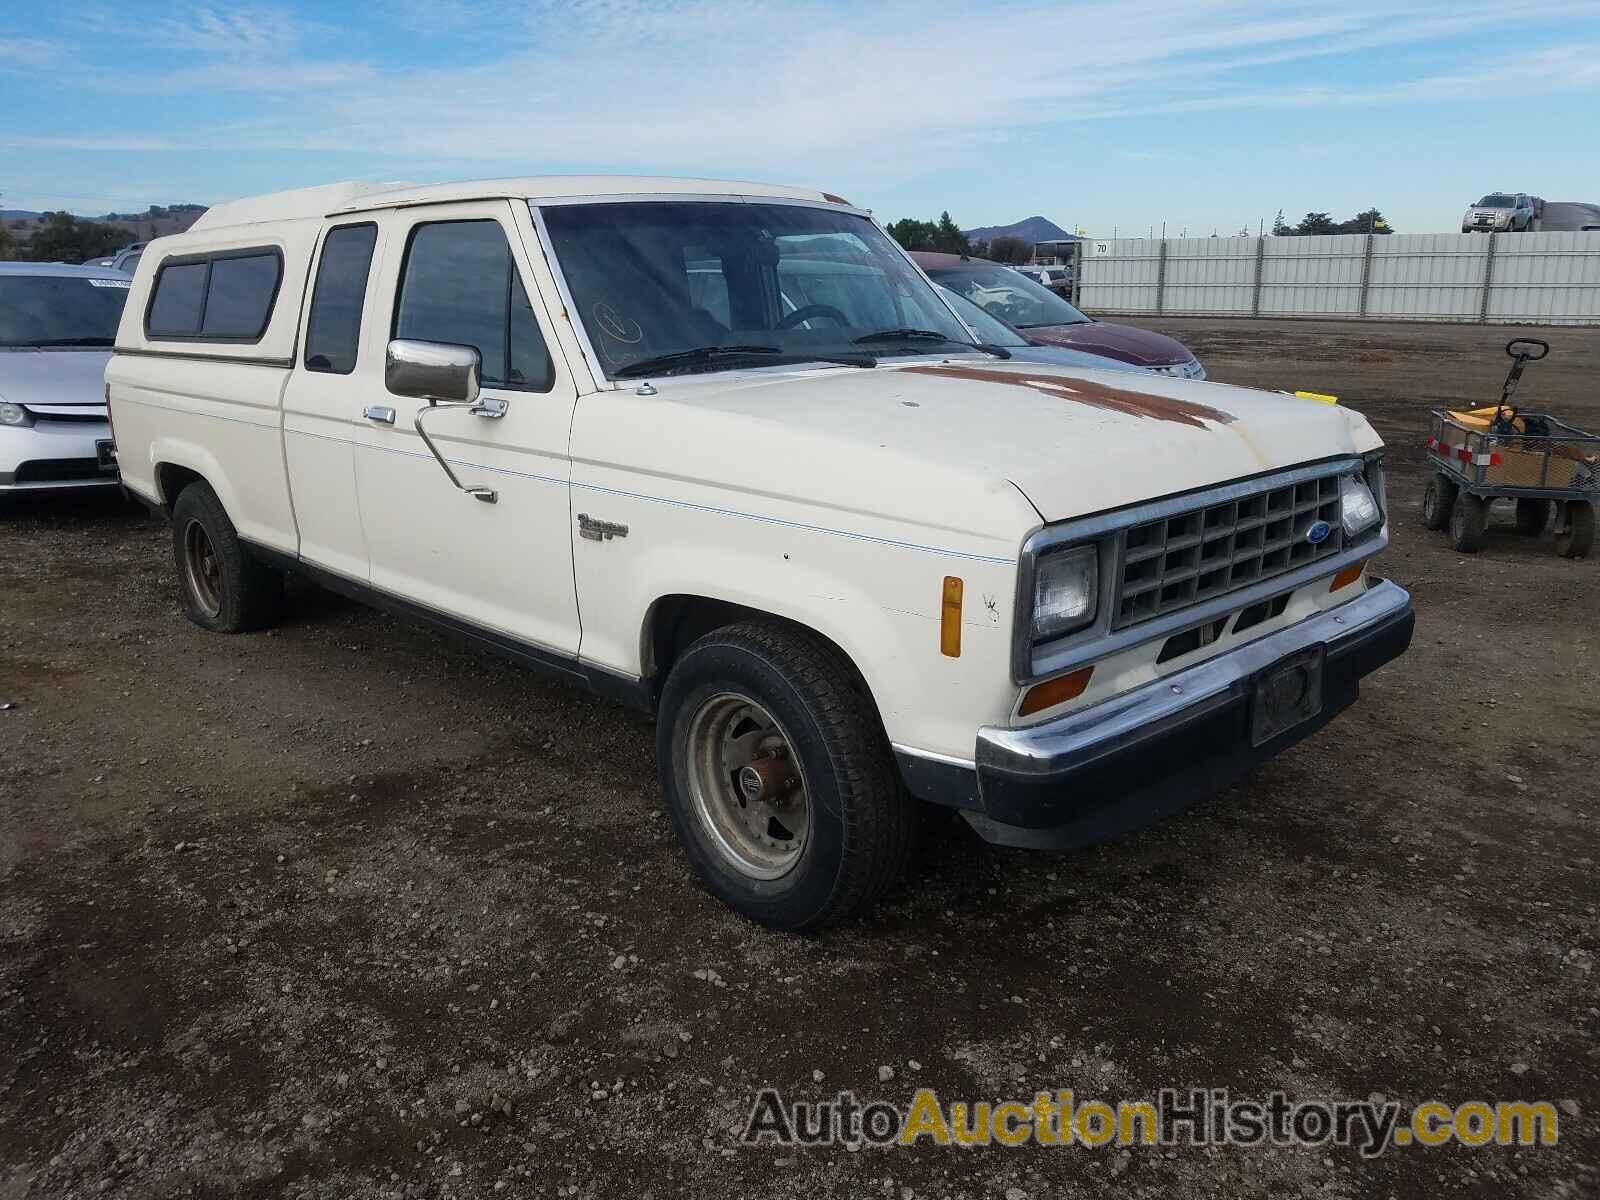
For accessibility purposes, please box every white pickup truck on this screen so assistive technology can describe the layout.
[107,177,1413,929]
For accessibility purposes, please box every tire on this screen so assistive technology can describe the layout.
[170,481,283,633]
[1449,493,1488,553]
[1556,501,1594,559]
[656,621,914,931]
[1514,498,1551,536]
[1421,474,1458,531]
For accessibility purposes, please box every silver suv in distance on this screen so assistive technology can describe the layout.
[1461,193,1542,233]
[0,262,130,495]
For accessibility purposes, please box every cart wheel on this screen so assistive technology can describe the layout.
[1422,474,1458,531]
[1514,498,1551,536]
[1555,501,1594,559]
[1450,493,1488,553]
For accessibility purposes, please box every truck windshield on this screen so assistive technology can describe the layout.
[923,261,1090,330]
[0,275,129,347]
[1476,195,1516,208]
[540,201,974,378]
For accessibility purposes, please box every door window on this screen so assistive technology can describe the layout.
[305,223,378,374]
[392,219,553,391]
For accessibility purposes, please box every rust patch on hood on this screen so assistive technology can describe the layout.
[903,364,1235,430]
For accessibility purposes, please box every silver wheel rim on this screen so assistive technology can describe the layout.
[684,692,810,880]
[181,518,222,619]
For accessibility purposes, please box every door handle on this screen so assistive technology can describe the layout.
[363,405,397,425]
[470,398,509,419]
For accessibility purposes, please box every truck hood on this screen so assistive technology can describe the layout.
[671,360,1381,526]
[0,349,112,411]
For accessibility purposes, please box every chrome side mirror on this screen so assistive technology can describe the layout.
[385,338,481,405]
[387,339,504,503]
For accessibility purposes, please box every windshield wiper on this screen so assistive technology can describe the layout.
[852,329,1010,359]
[28,337,116,347]
[614,345,874,379]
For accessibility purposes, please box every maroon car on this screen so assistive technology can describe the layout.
[912,251,1205,379]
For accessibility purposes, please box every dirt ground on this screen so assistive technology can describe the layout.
[3,319,1597,1199]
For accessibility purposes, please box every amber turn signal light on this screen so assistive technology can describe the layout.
[1329,562,1365,592]
[1019,666,1094,716]
[940,577,963,657]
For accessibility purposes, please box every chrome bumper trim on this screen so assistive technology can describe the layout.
[978,578,1411,780]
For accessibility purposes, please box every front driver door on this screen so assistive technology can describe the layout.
[351,201,580,658]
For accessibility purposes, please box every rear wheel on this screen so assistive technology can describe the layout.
[1556,501,1594,559]
[1514,498,1551,536]
[1449,492,1488,553]
[170,481,282,632]
[1422,474,1458,531]
[657,621,913,931]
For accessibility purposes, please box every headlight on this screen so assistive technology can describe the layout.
[0,401,31,427]
[1340,473,1381,538]
[1033,545,1098,640]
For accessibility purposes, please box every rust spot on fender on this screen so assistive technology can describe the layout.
[903,364,1235,430]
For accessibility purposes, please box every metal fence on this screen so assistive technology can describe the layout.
[1076,231,1600,326]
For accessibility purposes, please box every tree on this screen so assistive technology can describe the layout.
[1273,208,1398,237]
[1292,212,1338,236]
[0,223,16,261]
[1337,208,1394,235]
[886,217,940,251]
[25,212,125,263]
[933,211,969,255]
[888,213,972,255]
[987,235,1030,263]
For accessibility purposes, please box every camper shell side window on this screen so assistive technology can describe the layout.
[144,246,285,344]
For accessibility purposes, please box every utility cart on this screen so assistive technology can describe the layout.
[1421,338,1597,558]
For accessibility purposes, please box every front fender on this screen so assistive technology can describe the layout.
[577,525,1020,763]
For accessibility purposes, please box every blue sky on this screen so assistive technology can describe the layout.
[3,1,1598,236]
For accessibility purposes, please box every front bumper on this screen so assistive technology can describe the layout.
[900,579,1413,849]
[0,416,118,492]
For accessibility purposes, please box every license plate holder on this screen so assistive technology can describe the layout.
[96,440,117,470]
[1250,645,1325,747]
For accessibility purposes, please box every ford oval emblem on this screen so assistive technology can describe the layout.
[1304,519,1332,546]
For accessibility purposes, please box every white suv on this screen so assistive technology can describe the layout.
[107,177,1412,929]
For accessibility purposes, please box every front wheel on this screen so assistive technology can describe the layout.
[657,621,913,931]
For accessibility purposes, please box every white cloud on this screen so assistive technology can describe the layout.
[215,0,1599,178]
[145,6,304,57]
[0,36,56,67]
[20,0,1600,191]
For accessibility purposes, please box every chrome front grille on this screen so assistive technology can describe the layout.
[1113,473,1344,629]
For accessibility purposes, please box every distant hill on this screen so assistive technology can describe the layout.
[2,204,207,250]
[963,216,1075,245]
